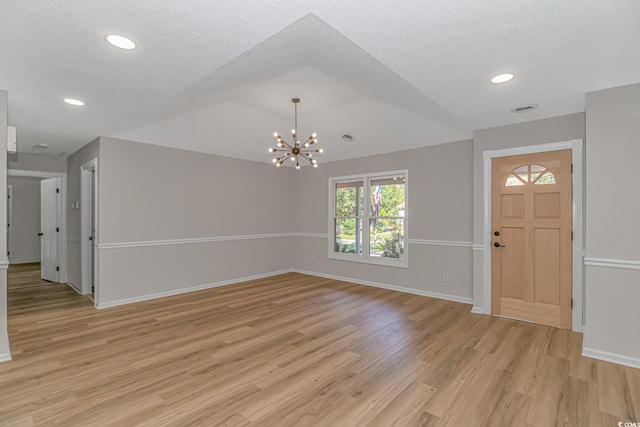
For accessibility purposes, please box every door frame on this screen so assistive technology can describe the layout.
[80,159,98,304]
[6,185,11,261]
[7,169,67,283]
[482,139,583,332]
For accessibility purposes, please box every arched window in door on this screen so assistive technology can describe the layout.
[505,164,556,187]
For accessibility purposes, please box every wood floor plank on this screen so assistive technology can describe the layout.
[0,264,637,426]
[526,355,570,426]
[597,360,638,421]
[627,367,640,420]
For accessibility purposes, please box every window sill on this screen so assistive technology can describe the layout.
[328,253,408,269]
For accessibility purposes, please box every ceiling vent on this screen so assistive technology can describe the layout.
[510,104,538,113]
[342,134,355,142]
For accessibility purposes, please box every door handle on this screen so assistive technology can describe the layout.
[38,232,43,236]
[493,242,505,248]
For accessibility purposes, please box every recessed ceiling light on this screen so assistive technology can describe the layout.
[106,34,136,50]
[34,143,49,149]
[64,98,85,106]
[491,73,515,84]
[511,104,538,113]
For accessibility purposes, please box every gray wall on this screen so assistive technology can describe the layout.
[8,152,67,173]
[0,90,10,360]
[95,137,295,306]
[292,140,474,301]
[8,176,41,264]
[66,138,99,290]
[584,83,640,363]
[471,113,586,310]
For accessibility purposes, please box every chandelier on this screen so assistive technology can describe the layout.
[269,98,323,169]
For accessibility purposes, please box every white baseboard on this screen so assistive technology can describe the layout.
[293,269,473,305]
[471,306,484,314]
[582,346,640,369]
[96,269,294,309]
[0,333,11,363]
[9,258,40,265]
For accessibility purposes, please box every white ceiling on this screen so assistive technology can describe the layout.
[1,0,639,162]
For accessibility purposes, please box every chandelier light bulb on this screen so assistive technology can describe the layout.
[313,163,318,168]
[291,156,296,161]
[312,133,317,138]
[304,143,309,148]
[291,129,296,135]
[296,163,300,170]
[273,132,279,137]
[272,158,277,163]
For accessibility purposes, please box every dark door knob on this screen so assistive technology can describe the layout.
[494,242,506,248]
[494,231,500,236]
[37,232,43,236]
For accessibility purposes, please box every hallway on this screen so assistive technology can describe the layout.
[7,263,91,317]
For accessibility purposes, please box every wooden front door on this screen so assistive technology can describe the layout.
[491,150,572,329]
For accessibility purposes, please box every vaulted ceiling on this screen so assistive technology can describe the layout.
[1,1,639,162]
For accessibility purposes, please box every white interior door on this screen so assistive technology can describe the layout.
[40,178,60,282]
[7,185,12,261]
[81,159,97,296]
[90,170,96,290]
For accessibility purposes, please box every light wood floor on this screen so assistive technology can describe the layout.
[7,262,51,289]
[1,266,638,426]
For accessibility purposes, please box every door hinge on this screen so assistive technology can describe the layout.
[571,298,574,309]
[56,227,60,232]
[56,266,60,272]
[571,231,573,241]
[56,188,60,193]
[571,163,573,173]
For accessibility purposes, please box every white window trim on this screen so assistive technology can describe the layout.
[328,169,408,268]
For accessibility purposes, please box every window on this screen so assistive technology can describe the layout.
[505,164,556,187]
[329,170,408,267]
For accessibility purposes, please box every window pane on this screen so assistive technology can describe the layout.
[530,164,546,182]
[370,176,406,218]
[335,181,363,216]
[534,171,556,185]
[505,174,525,186]
[369,218,404,259]
[514,165,528,182]
[334,218,362,254]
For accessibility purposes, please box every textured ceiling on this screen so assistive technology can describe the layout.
[1,0,639,161]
